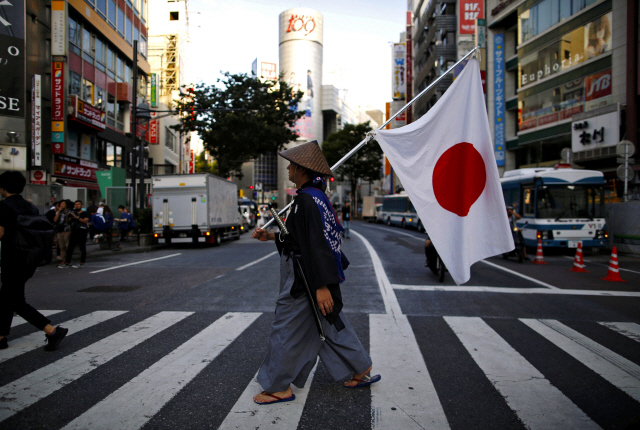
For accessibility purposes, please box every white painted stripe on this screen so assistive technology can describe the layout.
[370,314,449,430]
[479,260,560,289]
[235,251,278,271]
[563,256,640,275]
[0,311,127,364]
[351,229,402,316]
[89,253,182,273]
[521,319,640,402]
[392,285,640,297]
[599,322,640,343]
[219,360,318,429]
[445,317,598,430]
[0,311,192,422]
[10,310,64,328]
[64,312,261,430]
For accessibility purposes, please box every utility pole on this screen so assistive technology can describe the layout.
[131,40,138,215]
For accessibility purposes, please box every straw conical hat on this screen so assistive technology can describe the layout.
[278,140,333,176]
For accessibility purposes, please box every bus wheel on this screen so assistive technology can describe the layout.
[387,217,391,226]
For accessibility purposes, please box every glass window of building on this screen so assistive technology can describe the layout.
[116,56,123,79]
[126,17,132,44]
[140,0,146,21]
[519,13,612,88]
[95,37,105,68]
[81,134,93,160]
[117,7,125,35]
[97,0,107,16]
[106,93,116,127]
[519,0,599,44]
[108,0,116,26]
[83,79,94,104]
[69,72,82,97]
[68,130,78,157]
[82,27,94,62]
[133,26,139,47]
[124,64,131,85]
[107,46,115,78]
[117,102,127,131]
[69,16,81,56]
[139,35,147,58]
[95,86,105,110]
[115,146,123,166]
[106,142,115,166]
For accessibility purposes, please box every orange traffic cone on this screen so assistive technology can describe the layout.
[569,242,588,272]
[533,238,548,264]
[601,247,627,282]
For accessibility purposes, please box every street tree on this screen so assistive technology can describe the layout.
[322,122,383,204]
[172,73,304,178]
[195,151,218,175]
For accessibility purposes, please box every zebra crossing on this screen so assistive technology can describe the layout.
[1,309,638,429]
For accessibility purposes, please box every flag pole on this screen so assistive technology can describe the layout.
[263,46,481,229]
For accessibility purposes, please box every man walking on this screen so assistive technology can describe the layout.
[251,140,379,405]
[61,200,90,269]
[0,171,68,350]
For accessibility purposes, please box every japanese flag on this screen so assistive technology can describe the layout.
[374,58,513,285]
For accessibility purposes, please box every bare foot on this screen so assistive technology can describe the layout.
[253,386,293,404]
[344,365,373,387]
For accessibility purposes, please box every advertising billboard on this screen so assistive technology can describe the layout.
[392,43,406,100]
[493,34,505,167]
[0,0,25,118]
[460,0,484,35]
[31,75,42,166]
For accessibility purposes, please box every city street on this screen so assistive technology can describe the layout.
[1,220,639,429]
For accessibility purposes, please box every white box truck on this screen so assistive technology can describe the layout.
[152,174,243,245]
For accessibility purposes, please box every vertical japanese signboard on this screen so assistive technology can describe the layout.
[405,11,413,124]
[460,0,484,34]
[51,1,67,56]
[51,61,64,154]
[150,73,157,107]
[493,34,505,167]
[31,75,41,166]
[189,149,195,174]
[392,44,406,100]
[0,0,25,118]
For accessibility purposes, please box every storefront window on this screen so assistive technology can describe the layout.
[68,130,78,157]
[519,0,599,44]
[106,93,116,127]
[518,68,611,132]
[519,13,612,88]
[82,79,94,105]
[69,72,82,97]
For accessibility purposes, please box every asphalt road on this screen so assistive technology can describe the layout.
[1,220,639,429]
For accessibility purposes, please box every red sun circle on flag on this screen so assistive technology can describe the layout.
[432,142,486,217]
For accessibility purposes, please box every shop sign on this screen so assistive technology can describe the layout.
[51,1,67,56]
[280,9,323,44]
[150,73,157,107]
[460,0,484,35]
[571,107,619,153]
[493,34,505,166]
[31,75,42,166]
[30,170,47,185]
[392,43,406,100]
[584,68,612,111]
[52,62,64,120]
[0,0,25,119]
[148,112,158,144]
[53,154,98,181]
[538,112,558,127]
[52,131,64,154]
[68,95,106,130]
[189,149,195,174]
[475,19,486,48]
[259,62,277,80]
[519,12,612,88]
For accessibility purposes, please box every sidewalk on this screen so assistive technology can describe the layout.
[55,237,165,263]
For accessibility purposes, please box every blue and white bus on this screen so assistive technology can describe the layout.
[380,193,423,231]
[500,166,607,248]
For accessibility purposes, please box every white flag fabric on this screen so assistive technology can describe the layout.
[374,58,513,285]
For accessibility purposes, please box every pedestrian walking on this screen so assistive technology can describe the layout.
[0,171,68,351]
[341,200,352,239]
[53,200,71,266]
[61,200,90,269]
[251,140,379,405]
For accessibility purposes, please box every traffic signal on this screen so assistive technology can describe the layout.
[249,185,253,190]
[272,196,276,201]
[330,177,335,182]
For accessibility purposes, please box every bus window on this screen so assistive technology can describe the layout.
[523,187,535,216]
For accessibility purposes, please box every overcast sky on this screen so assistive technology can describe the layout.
[185,0,407,113]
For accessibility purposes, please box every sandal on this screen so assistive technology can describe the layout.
[254,391,296,405]
[344,374,381,388]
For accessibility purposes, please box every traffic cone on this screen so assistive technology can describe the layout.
[569,242,588,272]
[601,247,627,282]
[533,238,548,264]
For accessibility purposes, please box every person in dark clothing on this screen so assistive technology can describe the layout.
[61,200,90,269]
[251,140,378,405]
[116,205,130,246]
[103,205,115,249]
[0,171,68,351]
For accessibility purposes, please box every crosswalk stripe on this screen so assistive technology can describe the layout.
[599,322,640,343]
[521,319,640,403]
[63,312,261,430]
[219,360,319,429]
[370,314,449,430]
[0,311,128,364]
[10,310,65,328]
[446,317,599,430]
[0,311,192,422]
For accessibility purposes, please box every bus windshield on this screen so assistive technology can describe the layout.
[536,184,604,220]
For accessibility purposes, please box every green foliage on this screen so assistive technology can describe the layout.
[322,122,383,201]
[134,207,153,234]
[171,73,305,178]
[195,151,218,175]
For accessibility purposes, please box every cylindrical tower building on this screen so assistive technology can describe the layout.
[278,8,323,208]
